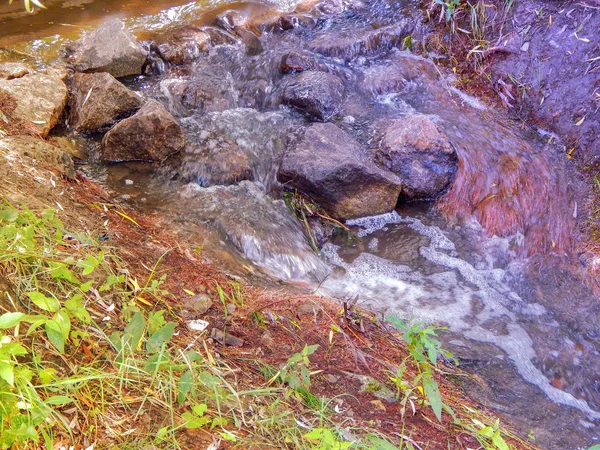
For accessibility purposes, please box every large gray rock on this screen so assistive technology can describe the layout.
[101,100,185,162]
[0,72,67,137]
[309,22,412,61]
[67,19,147,78]
[153,26,211,65]
[278,123,402,220]
[373,115,457,200]
[280,70,345,121]
[0,136,75,179]
[68,72,143,133]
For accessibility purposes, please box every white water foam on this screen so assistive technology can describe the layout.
[322,212,600,420]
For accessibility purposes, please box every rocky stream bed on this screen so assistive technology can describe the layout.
[0,0,599,448]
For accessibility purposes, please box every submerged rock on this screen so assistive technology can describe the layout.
[153,26,211,65]
[309,22,412,61]
[0,71,67,137]
[279,70,345,121]
[159,66,237,117]
[67,19,147,78]
[280,50,326,74]
[179,181,330,281]
[0,135,75,179]
[278,123,402,220]
[0,62,31,80]
[68,72,143,133]
[373,115,457,200]
[180,138,254,186]
[175,108,297,189]
[101,100,185,162]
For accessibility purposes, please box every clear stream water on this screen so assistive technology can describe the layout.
[1,0,599,448]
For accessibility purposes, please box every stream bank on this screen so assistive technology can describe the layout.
[0,0,599,448]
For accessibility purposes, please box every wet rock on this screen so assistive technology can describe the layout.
[159,67,236,116]
[0,62,31,80]
[280,50,326,74]
[373,115,457,200]
[210,328,244,347]
[182,294,213,316]
[101,100,185,162]
[280,70,345,121]
[67,19,147,78]
[278,123,402,220]
[0,71,67,137]
[153,26,211,65]
[174,108,296,189]
[309,23,412,61]
[182,140,253,186]
[0,136,75,179]
[236,29,263,56]
[178,181,330,281]
[68,72,143,133]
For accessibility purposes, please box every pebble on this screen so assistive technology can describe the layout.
[210,328,244,347]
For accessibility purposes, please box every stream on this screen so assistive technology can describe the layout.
[1,0,599,448]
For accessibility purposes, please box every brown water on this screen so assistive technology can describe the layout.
[2,0,599,448]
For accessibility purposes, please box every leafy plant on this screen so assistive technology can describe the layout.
[387,316,453,422]
[274,344,320,390]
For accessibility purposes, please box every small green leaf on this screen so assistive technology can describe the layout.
[177,370,193,406]
[123,312,145,352]
[422,376,442,422]
[77,254,100,276]
[0,312,26,329]
[192,404,207,417]
[0,209,18,222]
[146,322,176,353]
[28,292,60,312]
[0,361,15,386]
[45,395,73,406]
[44,311,70,353]
[492,432,509,450]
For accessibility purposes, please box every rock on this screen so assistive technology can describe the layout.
[171,108,296,189]
[0,136,75,179]
[68,72,143,133]
[181,139,253,186]
[159,67,236,116]
[280,50,325,74]
[280,70,345,121]
[153,26,211,65]
[278,123,402,220]
[101,100,185,162]
[309,23,412,61]
[182,294,213,315]
[0,72,67,137]
[373,115,457,200]
[210,328,244,347]
[67,19,147,78]
[345,372,397,403]
[178,181,330,281]
[0,62,31,80]
[297,302,318,316]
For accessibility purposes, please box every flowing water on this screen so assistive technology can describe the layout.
[2,0,599,448]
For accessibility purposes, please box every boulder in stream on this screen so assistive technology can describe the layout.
[68,72,143,133]
[0,71,67,137]
[101,100,185,162]
[278,123,402,220]
[153,26,212,65]
[67,19,148,78]
[373,115,457,200]
[279,70,345,121]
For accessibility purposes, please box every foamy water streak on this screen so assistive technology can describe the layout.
[322,212,600,420]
